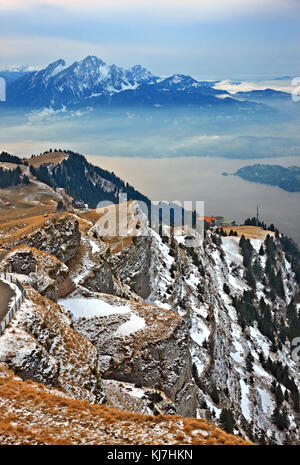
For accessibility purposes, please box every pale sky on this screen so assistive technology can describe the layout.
[0,0,300,79]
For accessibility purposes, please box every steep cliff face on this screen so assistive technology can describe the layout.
[190,233,300,445]
[89,202,300,444]
[109,236,152,299]
[66,229,141,301]
[59,292,197,417]
[111,223,300,444]
[0,287,104,403]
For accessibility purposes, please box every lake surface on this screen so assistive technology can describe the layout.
[87,155,300,244]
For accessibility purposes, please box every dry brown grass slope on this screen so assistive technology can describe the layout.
[27,152,68,168]
[0,364,251,446]
[223,225,275,240]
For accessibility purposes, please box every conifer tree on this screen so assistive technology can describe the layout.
[246,352,254,372]
[274,270,285,299]
[253,258,262,279]
[210,384,220,404]
[245,267,256,289]
[272,407,289,431]
[275,384,284,406]
[219,408,235,434]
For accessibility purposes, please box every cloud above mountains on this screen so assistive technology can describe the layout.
[0,0,299,79]
[1,0,299,20]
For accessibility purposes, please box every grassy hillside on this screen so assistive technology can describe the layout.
[0,363,250,445]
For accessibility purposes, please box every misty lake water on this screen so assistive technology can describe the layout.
[87,154,300,245]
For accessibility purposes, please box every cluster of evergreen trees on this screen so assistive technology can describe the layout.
[244,216,276,232]
[0,165,22,188]
[0,165,30,188]
[29,151,151,210]
[280,234,300,286]
[269,380,292,433]
[232,290,259,329]
[259,235,285,302]
[239,235,257,288]
[272,407,290,431]
[260,354,299,413]
[235,232,300,352]
[184,243,201,267]
[285,300,300,341]
[30,148,65,157]
[211,233,221,246]
[215,227,238,237]
[219,408,236,434]
[0,151,25,165]
[239,233,287,299]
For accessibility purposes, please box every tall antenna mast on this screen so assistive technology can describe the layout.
[256,205,259,226]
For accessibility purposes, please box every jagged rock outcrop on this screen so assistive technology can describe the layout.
[112,223,300,445]
[0,246,75,301]
[83,262,116,295]
[109,236,152,299]
[59,292,197,417]
[18,215,81,263]
[67,231,142,301]
[0,287,104,403]
[102,379,177,416]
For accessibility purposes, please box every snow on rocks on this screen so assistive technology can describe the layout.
[58,296,132,320]
[114,313,145,337]
[60,291,197,417]
[0,246,74,301]
[136,228,300,443]
[240,379,251,422]
[190,320,210,347]
[256,387,274,416]
[102,379,176,416]
[0,287,104,403]
[1,200,299,444]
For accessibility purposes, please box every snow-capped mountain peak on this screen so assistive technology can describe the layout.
[158,74,205,91]
[4,56,263,111]
[12,55,159,105]
[39,59,66,82]
[129,64,156,83]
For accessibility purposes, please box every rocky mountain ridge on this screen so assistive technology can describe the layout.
[0,155,299,444]
[1,55,273,115]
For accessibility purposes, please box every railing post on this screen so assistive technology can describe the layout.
[0,272,26,332]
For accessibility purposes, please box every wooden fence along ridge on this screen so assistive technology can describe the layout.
[0,272,26,335]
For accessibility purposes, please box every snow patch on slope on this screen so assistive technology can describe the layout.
[114,313,145,337]
[58,297,131,319]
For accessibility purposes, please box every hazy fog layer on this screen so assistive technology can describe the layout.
[1,105,300,159]
[1,107,299,243]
